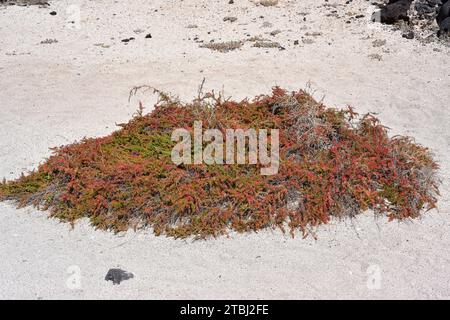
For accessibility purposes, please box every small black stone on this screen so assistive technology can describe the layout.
[402,31,415,39]
[145,33,152,39]
[121,37,135,43]
[105,268,134,285]
[50,11,57,16]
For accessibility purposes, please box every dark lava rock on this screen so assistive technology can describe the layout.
[121,37,135,43]
[379,0,413,24]
[437,1,450,25]
[437,1,450,35]
[402,30,415,38]
[145,33,152,39]
[49,11,57,16]
[374,0,450,40]
[415,1,436,16]
[105,268,134,285]
[438,16,450,34]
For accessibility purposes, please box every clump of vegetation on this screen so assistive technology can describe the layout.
[0,88,439,238]
[259,0,279,7]
[200,37,283,52]
[252,40,281,48]
[200,41,243,52]
[246,36,269,42]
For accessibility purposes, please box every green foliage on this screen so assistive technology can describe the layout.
[0,88,440,238]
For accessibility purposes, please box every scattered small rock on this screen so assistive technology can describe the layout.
[223,16,237,23]
[402,30,415,39]
[145,33,152,39]
[121,37,135,43]
[40,38,58,44]
[105,268,134,285]
[270,29,281,36]
[49,11,57,16]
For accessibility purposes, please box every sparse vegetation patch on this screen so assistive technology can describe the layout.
[260,0,279,7]
[252,40,281,48]
[200,41,243,52]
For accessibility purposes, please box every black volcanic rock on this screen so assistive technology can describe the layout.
[437,0,450,35]
[439,16,450,34]
[105,268,134,285]
[374,0,450,39]
[437,1,450,25]
[379,0,413,24]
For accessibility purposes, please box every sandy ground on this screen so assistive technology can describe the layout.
[0,0,449,299]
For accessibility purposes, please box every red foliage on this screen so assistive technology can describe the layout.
[0,88,440,238]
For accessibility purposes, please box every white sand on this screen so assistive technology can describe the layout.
[0,0,449,299]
